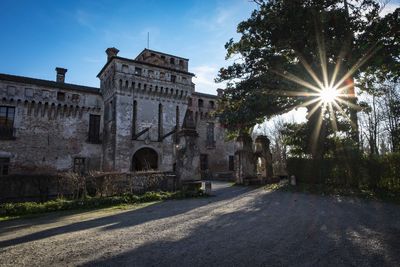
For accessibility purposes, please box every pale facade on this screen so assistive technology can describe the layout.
[0,48,234,178]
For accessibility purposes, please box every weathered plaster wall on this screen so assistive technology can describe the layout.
[0,48,235,178]
[188,93,235,175]
[0,79,103,174]
[99,56,193,172]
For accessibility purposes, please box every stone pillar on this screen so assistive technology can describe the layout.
[175,111,201,190]
[235,133,256,184]
[254,135,273,183]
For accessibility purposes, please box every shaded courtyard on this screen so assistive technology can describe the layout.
[0,181,399,266]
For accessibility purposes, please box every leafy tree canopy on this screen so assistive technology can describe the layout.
[217,0,399,134]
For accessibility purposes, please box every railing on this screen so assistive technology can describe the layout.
[0,126,16,140]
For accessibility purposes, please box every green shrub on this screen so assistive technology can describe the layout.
[0,190,205,218]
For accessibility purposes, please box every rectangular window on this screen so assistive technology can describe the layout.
[0,158,10,176]
[122,64,129,73]
[57,92,65,101]
[25,88,33,97]
[0,106,15,139]
[206,122,215,148]
[158,103,163,141]
[229,156,235,171]
[88,114,101,143]
[200,154,208,171]
[73,158,85,174]
[171,75,176,83]
[135,67,142,75]
[71,94,80,103]
[132,100,137,138]
[174,106,180,143]
[160,72,165,79]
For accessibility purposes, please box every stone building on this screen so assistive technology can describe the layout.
[0,48,234,178]
[187,91,235,178]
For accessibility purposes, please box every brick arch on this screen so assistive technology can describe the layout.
[131,146,159,171]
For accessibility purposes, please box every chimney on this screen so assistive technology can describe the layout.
[217,88,224,97]
[55,67,67,83]
[106,47,119,61]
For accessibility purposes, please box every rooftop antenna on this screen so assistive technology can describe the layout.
[147,32,150,49]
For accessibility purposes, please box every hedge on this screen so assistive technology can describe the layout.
[287,153,400,192]
[0,190,205,218]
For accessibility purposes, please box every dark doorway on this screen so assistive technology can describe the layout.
[200,154,208,171]
[229,155,235,171]
[132,148,158,171]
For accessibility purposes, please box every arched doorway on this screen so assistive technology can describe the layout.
[132,147,158,171]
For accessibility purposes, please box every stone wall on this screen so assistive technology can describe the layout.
[0,76,103,174]
[0,48,236,183]
[98,55,194,172]
[0,171,178,203]
[188,92,235,179]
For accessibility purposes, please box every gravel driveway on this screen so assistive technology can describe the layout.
[0,181,399,267]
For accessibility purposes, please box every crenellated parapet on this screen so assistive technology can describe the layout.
[0,73,103,120]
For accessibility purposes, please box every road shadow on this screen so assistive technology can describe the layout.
[83,189,400,267]
[0,181,256,248]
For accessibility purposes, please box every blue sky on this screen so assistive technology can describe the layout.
[1,1,398,96]
[0,0,257,94]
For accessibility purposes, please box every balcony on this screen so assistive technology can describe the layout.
[0,126,16,140]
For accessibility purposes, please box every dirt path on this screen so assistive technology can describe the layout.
[0,181,399,266]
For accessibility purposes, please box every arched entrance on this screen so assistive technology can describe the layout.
[132,147,158,171]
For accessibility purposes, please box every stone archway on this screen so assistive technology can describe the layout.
[132,147,158,171]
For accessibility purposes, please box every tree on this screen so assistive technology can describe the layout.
[216,0,399,157]
[381,81,400,152]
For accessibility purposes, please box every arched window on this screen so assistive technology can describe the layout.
[209,101,215,109]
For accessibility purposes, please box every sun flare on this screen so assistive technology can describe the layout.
[319,86,338,103]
